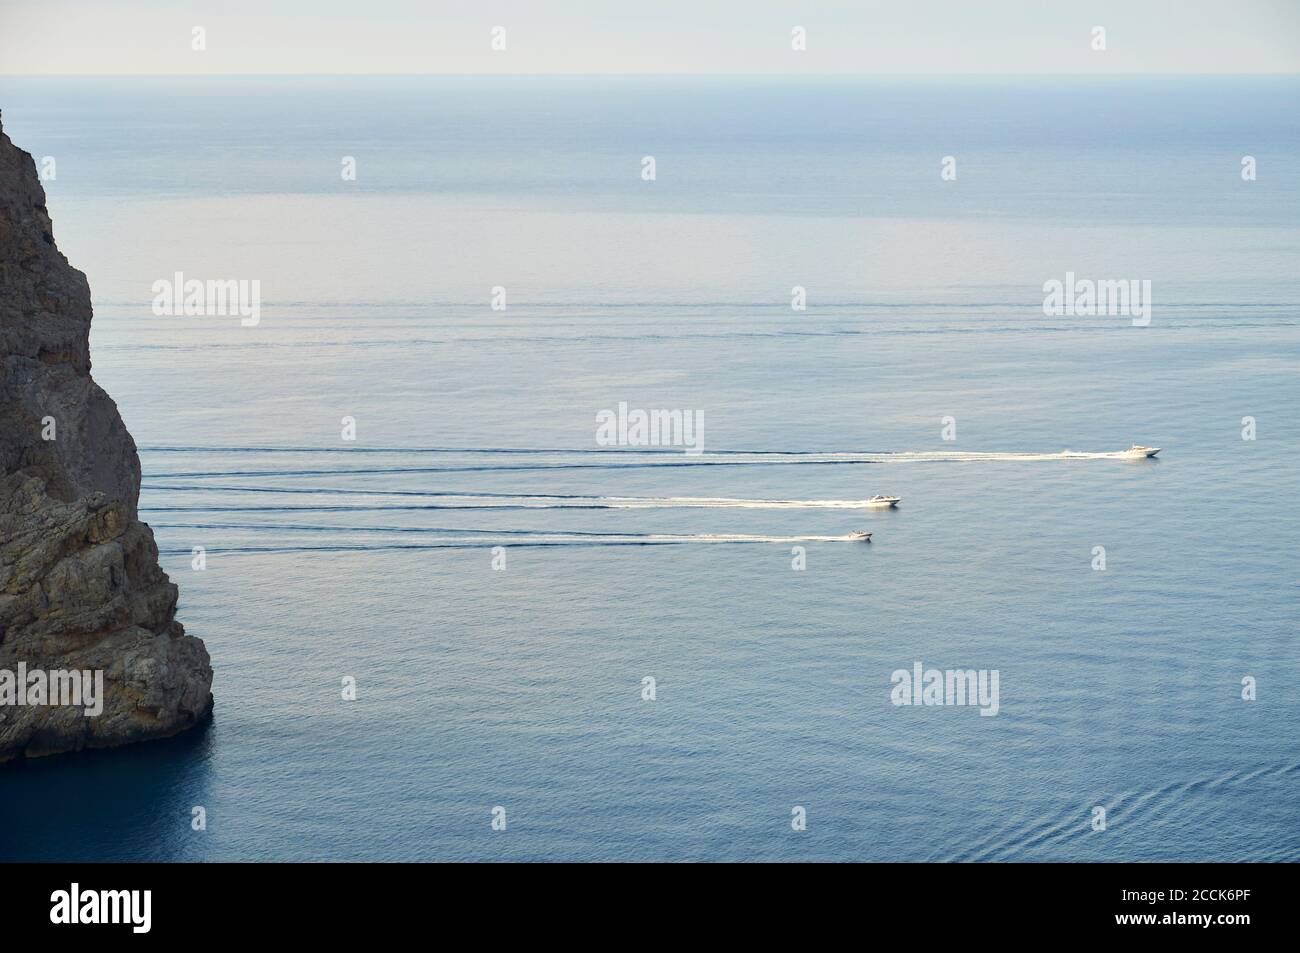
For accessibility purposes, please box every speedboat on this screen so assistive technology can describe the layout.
[1124,445,1161,458]
[848,530,873,541]
[866,495,901,507]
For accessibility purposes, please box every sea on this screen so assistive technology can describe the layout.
[0,75,1296,861]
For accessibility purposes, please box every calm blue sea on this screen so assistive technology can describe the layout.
[0,76,1297,861]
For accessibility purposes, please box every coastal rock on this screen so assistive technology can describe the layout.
[0,112,213,762]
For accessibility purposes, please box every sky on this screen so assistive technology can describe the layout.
[1,0,1298,75]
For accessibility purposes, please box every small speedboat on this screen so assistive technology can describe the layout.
[848,530,873,541]
[866,495,901,507]
[1124,445,1161,458]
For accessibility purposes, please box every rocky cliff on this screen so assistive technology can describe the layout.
[0,112,212,762]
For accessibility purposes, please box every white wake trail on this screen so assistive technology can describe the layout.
[764,449,1151,463]
[548,495,880,509]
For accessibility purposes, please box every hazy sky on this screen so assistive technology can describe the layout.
[2,0,1298,75]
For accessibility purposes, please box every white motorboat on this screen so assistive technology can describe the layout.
[1124,445,1161,458]
[848,530,873,541]
[866,495,901,507]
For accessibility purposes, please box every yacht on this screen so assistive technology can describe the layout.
[848,530,873,541]
[1124,445,1161,458]
[866,495,902,507]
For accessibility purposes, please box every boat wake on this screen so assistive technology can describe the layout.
[158,529,867,555]
[138,446,1158,479]
[142,487,886,511]
[940,759,1300,862]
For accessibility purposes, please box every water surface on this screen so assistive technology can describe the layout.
[0,76,1296,861]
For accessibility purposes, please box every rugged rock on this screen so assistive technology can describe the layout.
[0,111,212,762]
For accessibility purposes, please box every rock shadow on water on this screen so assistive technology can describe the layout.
[0,713,216,861]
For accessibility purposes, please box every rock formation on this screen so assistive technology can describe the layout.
[0,112,212,762]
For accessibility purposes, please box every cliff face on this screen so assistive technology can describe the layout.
[0,113,212,762]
